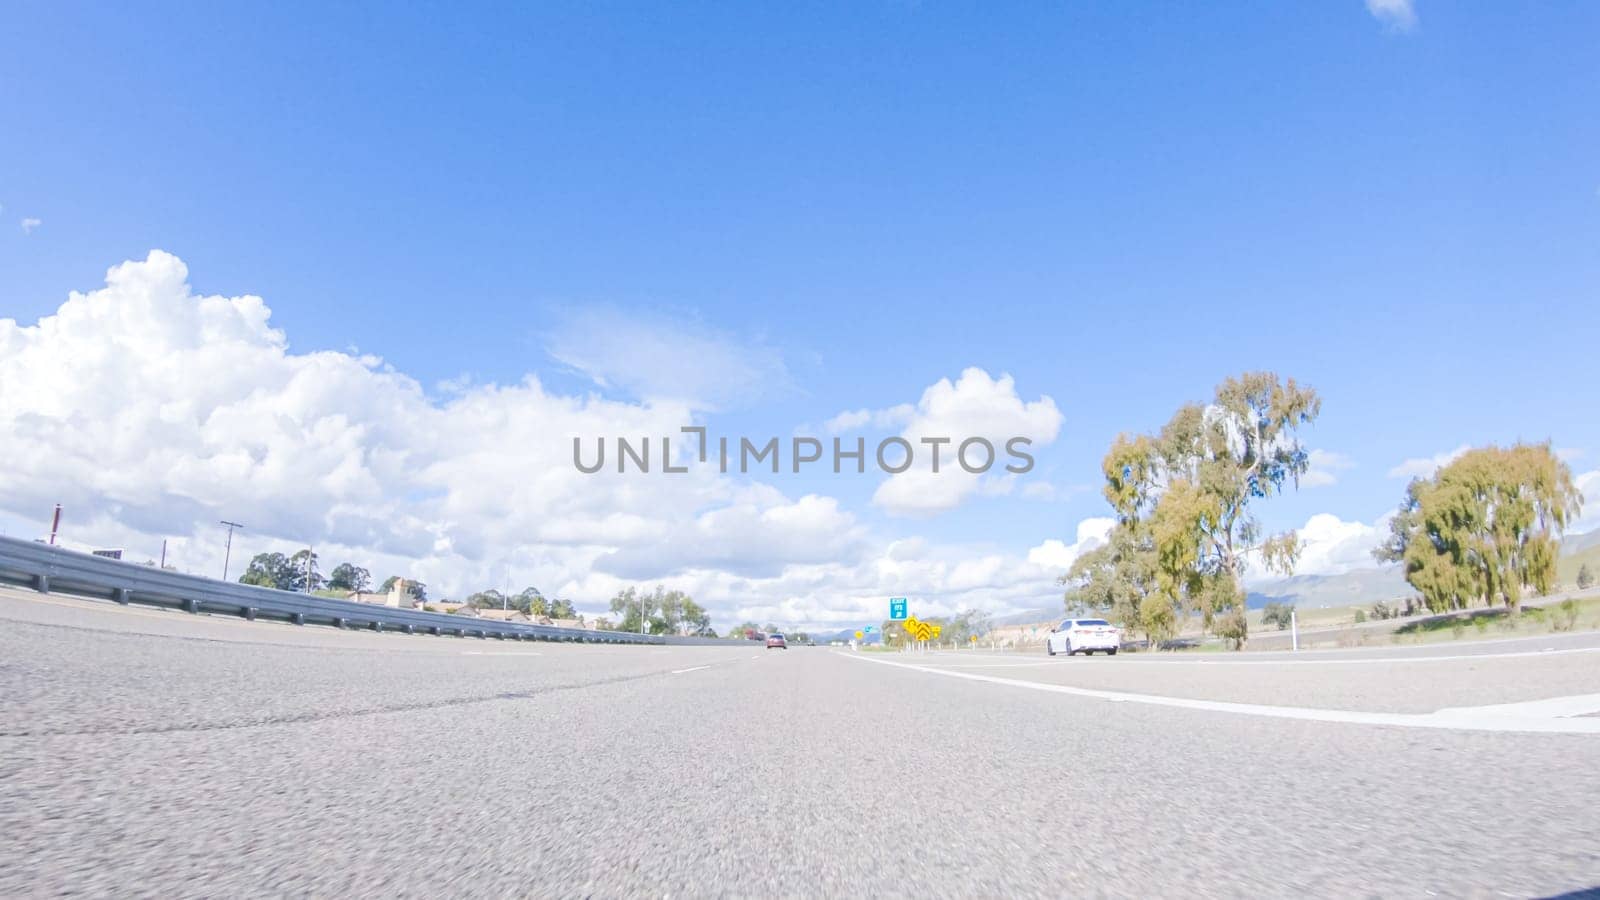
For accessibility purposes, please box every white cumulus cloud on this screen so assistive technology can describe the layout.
[543,306,790,412]
[1301,449,1355,488]
[1026,518,1115,571]
[1366,0,1417,32]
[866,368,1064,517]
[20,217,41,234]
[1571,468,1600,534]
[0,251,1089,631]
[1387,444,1469,479]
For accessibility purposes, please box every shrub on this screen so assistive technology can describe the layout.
[1214,606,1249,648]
[1553,599,1580,632]
[1353,609,1367,624]
[1261,602,1295,631]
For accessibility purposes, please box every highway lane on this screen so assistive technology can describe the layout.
[0,589,757,738]
[2,592,1599,897]
[887,639,1600,715]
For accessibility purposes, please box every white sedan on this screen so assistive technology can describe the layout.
[1046,618,1121,656]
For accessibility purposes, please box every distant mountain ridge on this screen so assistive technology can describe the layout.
[1245,567,1410,610]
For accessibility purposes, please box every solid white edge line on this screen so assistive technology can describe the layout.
[1434,693,1600,719]
[671,665,713,674]
[838,651,1600,734]
[916,646,1600,667]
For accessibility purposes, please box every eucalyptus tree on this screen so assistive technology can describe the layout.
[1375,443,1580,612]
[1095,372,1320,648]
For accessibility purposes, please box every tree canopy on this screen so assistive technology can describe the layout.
[1375,443,1580,612]
[1066,372,1319,649]
[239,552,294,590]
[327,563,371,592]
[239,550,322,592]
[609,586,710,634]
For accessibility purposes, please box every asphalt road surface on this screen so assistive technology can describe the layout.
[3,587,1599,898]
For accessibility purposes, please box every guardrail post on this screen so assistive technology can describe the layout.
[291,613,305,626]
[34,574,50,593]
[332,616,346,629]
[113,587,131,605]
[182,598,201,614]
[371,621,383,632]
[402,624,414,635]
[242,607,258,621]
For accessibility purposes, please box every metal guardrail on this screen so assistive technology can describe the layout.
[0,535,727,646]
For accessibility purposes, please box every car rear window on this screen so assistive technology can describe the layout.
[1078,620,1111,626]
[771,634,784,639]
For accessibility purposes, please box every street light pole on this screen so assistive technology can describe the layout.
[220,520,244,581]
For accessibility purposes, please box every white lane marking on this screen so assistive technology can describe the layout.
[917,646,1600,667]
[671,665,712,674]
[1248,628,1600,652]
[1435,693,1600,719]
[840,652,1600,734]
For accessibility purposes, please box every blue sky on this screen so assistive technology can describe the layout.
[2,2,1598,624]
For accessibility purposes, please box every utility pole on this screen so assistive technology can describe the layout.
[159,539,167,569]
[48,504,62,545]
[304,546,314,593]
[220,521,244,580]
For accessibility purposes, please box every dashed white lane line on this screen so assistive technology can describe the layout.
[671,665,713,675]
[841,652,1600,734]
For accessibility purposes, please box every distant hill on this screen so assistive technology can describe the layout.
[994,607,1059,625]
[1248,528,1600,609]
[1561,528,1600,554]
[1246,567,1410,610]
[1557,528,1600,588]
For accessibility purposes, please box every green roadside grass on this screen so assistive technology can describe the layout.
[1157,593,1600,653]
[1384,596,1600,644]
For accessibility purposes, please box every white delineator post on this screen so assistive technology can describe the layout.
[1291,609,1299,652]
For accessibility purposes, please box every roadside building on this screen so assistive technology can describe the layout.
[347,577,417,609]
[476,608,530,623]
